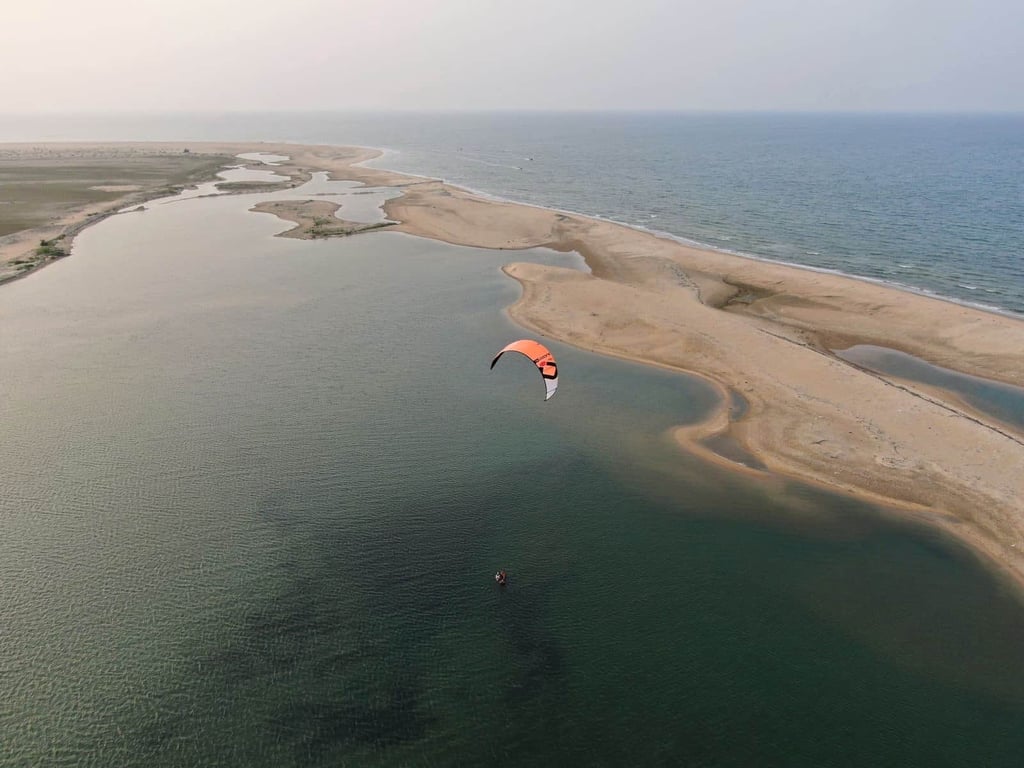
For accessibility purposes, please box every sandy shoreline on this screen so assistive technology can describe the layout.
[4,140,1024,589]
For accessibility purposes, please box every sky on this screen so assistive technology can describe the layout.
[4,0,1022,112]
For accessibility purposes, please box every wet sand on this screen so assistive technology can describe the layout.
[4,141,1024,588]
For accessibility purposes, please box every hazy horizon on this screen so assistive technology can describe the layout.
[6,108,1024,115]
[5,0,1022,114]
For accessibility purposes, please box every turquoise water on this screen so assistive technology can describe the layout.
[4,181,1024,765]
[4,111,1023,315]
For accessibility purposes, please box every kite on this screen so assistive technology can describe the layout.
[490,339,559,401]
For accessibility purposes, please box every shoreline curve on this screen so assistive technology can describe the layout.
[4,140,1024,593]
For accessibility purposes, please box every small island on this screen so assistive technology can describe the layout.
[249,199,395,239]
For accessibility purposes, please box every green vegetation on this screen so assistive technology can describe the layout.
[309,219,395,239]
[359,221,395,234]
[215,181,288,193]
[34,242,66,258]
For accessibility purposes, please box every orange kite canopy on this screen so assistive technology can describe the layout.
[490,339,559,401]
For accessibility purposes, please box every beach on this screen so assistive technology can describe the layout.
[4,140,1024,588]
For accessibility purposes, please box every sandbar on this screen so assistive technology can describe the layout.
[4,141,1024,590]
[249,199,395,239]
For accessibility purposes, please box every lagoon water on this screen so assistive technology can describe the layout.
[4,178,1024,765]
[836,344,1024,433]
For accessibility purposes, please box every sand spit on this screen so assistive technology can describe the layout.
[356,147,1024,588]
[4,141,1024,588]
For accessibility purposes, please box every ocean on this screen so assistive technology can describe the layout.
[4,115,1024,765]
[3,111,1023,314]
